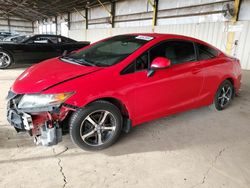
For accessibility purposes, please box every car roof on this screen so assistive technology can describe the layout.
[127,33,220,51]
[128,33,202,41]
[33,34,65,37]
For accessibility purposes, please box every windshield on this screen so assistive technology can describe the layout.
[62,35,153,67]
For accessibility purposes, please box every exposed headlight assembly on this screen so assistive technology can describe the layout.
[18,92,74,109]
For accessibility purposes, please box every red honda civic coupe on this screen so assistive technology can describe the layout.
[7,33,241,150]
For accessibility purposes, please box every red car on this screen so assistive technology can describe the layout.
[7,33,241,150]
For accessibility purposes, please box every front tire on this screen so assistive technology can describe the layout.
[69,101,123,150]
[211,80,234,111]
[0,50,13,69]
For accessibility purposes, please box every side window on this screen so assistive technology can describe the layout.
[197,43,218,60]
[30,36,53,44]
[47,36,58,44]
[121,62,135,75]
[120,53,148,75]
[150,40,196,65]
[135,53,149,71]
[121,40,196,75]
[29,36,57,44]
[33,37,49,44]
[59,37,72,43]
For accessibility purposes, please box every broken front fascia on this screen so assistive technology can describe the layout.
[29,104,76,146]
[26,104,76,136]
[7,92,77,146]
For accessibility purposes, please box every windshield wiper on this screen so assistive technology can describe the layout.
[60,56,96,67]
[78,58,97,67]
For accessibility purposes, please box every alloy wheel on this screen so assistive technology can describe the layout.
[217,84,233,108]
[0,51,11,68]
[80,110,117,146]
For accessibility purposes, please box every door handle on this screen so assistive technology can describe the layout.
[192,67,201,74]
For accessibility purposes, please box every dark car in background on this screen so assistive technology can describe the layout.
[0,34,90,69]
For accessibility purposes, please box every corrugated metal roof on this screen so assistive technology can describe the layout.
[0,0,119,21]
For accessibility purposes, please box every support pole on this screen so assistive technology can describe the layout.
[73,7,88,29]
[55,16,58,35]
[85,8,88,30]
[7,16,11,32]
[153,0,159,27]
[225,0,241,55]
[148,0,158,32]
[111,1,116,28]
[67,12,71,30]
[32,21,34,33]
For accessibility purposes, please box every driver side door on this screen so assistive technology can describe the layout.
[131,40,204,125]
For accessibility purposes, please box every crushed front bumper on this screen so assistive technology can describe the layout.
[6,91,75,146]
[7,109,33,133]
[6,92,33,133]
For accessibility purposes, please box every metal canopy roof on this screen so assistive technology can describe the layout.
[0,0,115,21]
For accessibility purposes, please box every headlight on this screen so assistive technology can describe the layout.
[18,92,74,109]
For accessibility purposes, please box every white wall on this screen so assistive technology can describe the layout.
[0,17,33,34]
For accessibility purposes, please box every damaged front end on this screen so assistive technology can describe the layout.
[6,90,76,146]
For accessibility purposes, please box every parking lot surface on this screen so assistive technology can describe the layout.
[0,66,250,188]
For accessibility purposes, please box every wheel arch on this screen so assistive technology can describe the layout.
[225,77,234,86]
[85,97,130,119]
[224,77,235,96]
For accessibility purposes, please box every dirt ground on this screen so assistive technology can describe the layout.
[0,66,249,188]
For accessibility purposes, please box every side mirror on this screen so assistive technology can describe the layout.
[151,57,171,70]
[148,57,171,77]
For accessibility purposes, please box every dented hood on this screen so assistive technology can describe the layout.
[12,58,103,94]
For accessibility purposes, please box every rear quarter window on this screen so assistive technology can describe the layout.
[197,43,218,60]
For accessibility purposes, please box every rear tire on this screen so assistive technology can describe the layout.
[210,80,234,111]
[0,50,13,69]
[69,101,123,150]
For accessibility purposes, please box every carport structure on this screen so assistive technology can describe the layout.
[0,0,114,21]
